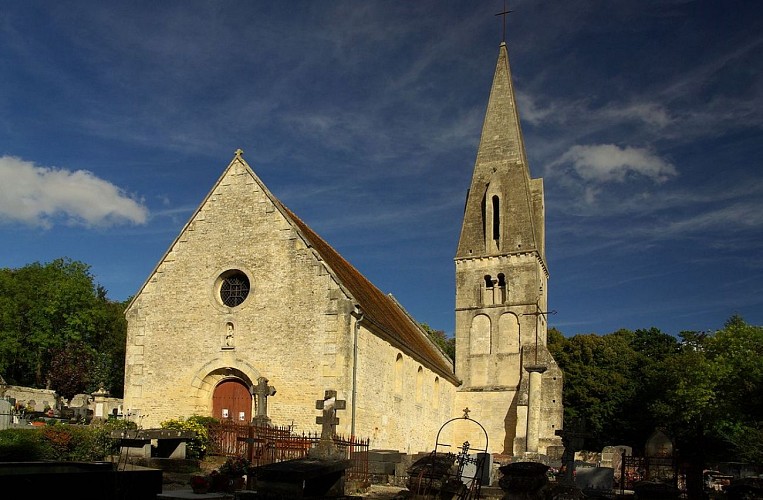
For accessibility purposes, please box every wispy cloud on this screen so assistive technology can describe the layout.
[547,144,677,204]
[0,156,148,228]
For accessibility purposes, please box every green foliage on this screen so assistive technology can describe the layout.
[103,417,138,432]
[420,323,455,360]
[0,420,129,462]
[0,428,52,461]
[81,418,137,460]
[548,329,641,448]
[0,258,127,397]
[553,316,763,464]
[161,415,219,459]
[65,424,116,461]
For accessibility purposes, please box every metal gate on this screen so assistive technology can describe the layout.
[408,410,489,499]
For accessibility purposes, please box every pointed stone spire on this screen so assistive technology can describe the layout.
[456,42,543,261]
[476,42,529,170]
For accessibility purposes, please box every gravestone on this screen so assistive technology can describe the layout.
[644,428,676,485]
[645,428,673,458]
[555,420,591,486]
[498,461,550,499]
[0,399,11,430]
[251,376,276,426]
[92,384,110,421]
[601,445,631,486]
[252,389,353,498]
[461,452,492,489]
[309,389,346,460]
[575,467,614,497]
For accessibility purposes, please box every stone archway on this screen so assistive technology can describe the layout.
[212,378,252,423]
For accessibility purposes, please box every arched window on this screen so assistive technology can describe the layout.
[415,366,424,403]
[433,377,440,409]
[470,314,491,355]
[497,273,506,303]
[394,353,403,395]
[498,313,520,353]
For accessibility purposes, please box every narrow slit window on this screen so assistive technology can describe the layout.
[492,195,500,242]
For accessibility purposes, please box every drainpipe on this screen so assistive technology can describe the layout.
[351,306,363,437]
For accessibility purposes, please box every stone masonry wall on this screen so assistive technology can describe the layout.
[353,321,455,454]
[123,158,458,452]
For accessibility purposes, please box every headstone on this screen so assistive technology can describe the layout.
[70,393,89,408]
[0,399,11,430]
[645,429,673,458]
[575,467,614,496]
[253,389,352,498]
[498,462,550,499]
[644,428,676,485]
[460,452,492,489]
[601,445,631,485]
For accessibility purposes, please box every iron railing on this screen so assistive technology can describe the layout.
[206,421,369,483]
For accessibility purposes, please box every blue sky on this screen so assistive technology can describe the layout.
[1,1,761,338]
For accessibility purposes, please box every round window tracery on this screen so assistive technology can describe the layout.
[219,270,250,307]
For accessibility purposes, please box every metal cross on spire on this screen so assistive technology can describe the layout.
[494,0,514,43]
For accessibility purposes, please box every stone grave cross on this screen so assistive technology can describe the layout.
[308,389,347,461]
[555,420,592,485]
[315,389,346,440]
[252,376,276,425]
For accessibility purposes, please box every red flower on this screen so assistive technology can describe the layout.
[190,474,209,488]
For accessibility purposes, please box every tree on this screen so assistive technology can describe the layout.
[420,323,455,360]
[625,327,681,443]
[546,318,762,474]
[0,269,24,383]
[47,341,97,402]
[705,316,763,463]
[0,259,127,396]
[548,328,644,449]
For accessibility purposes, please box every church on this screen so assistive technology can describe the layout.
[122,39,563,457]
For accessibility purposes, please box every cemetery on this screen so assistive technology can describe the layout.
[0,4,760,500]
[3,380,761,499]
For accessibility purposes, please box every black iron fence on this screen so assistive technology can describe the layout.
[620,454,678,491]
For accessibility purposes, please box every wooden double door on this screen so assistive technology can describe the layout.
[212,379,252,422]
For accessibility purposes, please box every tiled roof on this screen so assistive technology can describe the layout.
[278,203,459,385]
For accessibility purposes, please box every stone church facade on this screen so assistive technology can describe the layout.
[123,41,562,457]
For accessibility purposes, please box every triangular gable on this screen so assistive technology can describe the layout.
[126,151,459,384]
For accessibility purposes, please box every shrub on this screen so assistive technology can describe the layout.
[218,455,251,476]
[0,428,52,461]
[161,415,219,459]
[0,419,138,462]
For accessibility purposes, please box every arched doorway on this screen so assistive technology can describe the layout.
[212,378,252,423]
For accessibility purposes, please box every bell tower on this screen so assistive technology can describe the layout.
[453,41,563,457]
